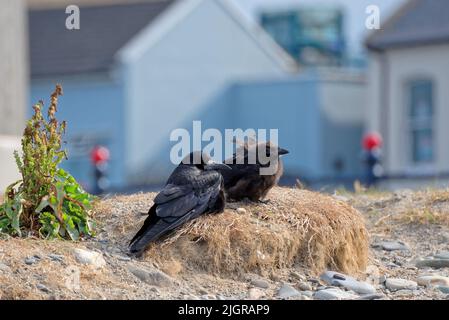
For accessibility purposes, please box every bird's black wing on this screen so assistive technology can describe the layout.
[129,172,222,255]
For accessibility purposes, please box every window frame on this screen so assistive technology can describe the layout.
[404,77,436,173]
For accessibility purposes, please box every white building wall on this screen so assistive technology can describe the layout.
[368,43,449,175]
[120,0,293,184]
[0,0,27,192]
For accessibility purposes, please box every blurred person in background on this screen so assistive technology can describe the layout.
[362,132,383,187]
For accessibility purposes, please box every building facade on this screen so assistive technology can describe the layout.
[0,0,27,192]
[366,0,449,188]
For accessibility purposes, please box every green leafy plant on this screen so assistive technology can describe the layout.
[0,85,96,240]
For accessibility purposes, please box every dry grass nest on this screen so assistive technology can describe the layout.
[95,187,369,276]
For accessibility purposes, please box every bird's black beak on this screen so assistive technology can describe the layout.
[205,161,232,171]
[278,147,289,155]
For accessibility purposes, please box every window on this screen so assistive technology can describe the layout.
[408,80,434,164]
[260,8,345,66]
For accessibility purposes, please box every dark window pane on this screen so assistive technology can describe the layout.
[410,80,433,118]
[412,129,433,163]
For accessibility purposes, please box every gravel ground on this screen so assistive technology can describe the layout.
[1,187,449,300]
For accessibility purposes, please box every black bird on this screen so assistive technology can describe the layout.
[219,140,289,202]
[129,151,230,256]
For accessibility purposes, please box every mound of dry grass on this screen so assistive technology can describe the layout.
[96,187,369,276]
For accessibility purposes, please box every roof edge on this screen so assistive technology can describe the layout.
[215,0,299,73]
[116,0,299,73]
[115,0,202,64]
[365,0,420,51]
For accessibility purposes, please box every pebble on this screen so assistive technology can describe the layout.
[277,284,301,299]
[416,258,449,269]
[356,293,385,300]
[417,275,449,287]
[373,241,410,252]
[116,255,131,262]
[128,265,173,287]
[247,288,264,300]
[251,279,269,289]
[236,208,247,214]
[297,281,312,291]
[48,254,64,262]
[301,290,314,298]
[198,288,209,295]
[25,256,41,265]
[434,251,449,260]
[438,232,449,243]
[0,262,11,273]
[320,271,376,294]
[36,283,51,293]
[314,288,358,300]
[437,286,449,294]
[289,271,306,281]
[385,278,417,291]
[73,248,106,268]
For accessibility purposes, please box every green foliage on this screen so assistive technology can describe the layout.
[0,85,96,240]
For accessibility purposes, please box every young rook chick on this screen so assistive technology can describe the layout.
[219,140,289,202]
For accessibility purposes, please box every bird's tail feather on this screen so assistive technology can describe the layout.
[129,205,157,246]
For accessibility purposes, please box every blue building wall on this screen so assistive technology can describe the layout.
[29,72,364,191]
[229,78,322,181]
[29,75,125,192]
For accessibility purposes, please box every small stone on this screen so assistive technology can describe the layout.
[25,256,40,265]
[128,265,173,287]
[116,255,131,262]
[48,254,64,262]
[73,248,106,268]
[416,258,449,269]
[437,286,449,294]
[36,283,51,293]
[297,282,312,291]
[439,232,449,243]
[386,262,400,269]
[301,290,314,298]
[289,271,306,281]
[270,273,282,282]
[385,278,417,291]
[314,288,358,300]
[320,271,376,294]
[236,208,246,214]
[198,288,209,295]
[201,294,216,300]
[373,241,410,252]
[356,293,385,300]
[417,275,449,287]
[149,286,160,293]
[251,279,269,289]
[247,288,264,300]
[277,284,301,299]
[434,251,449,260]
[394,289,415,297]
[0,262,11,273]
